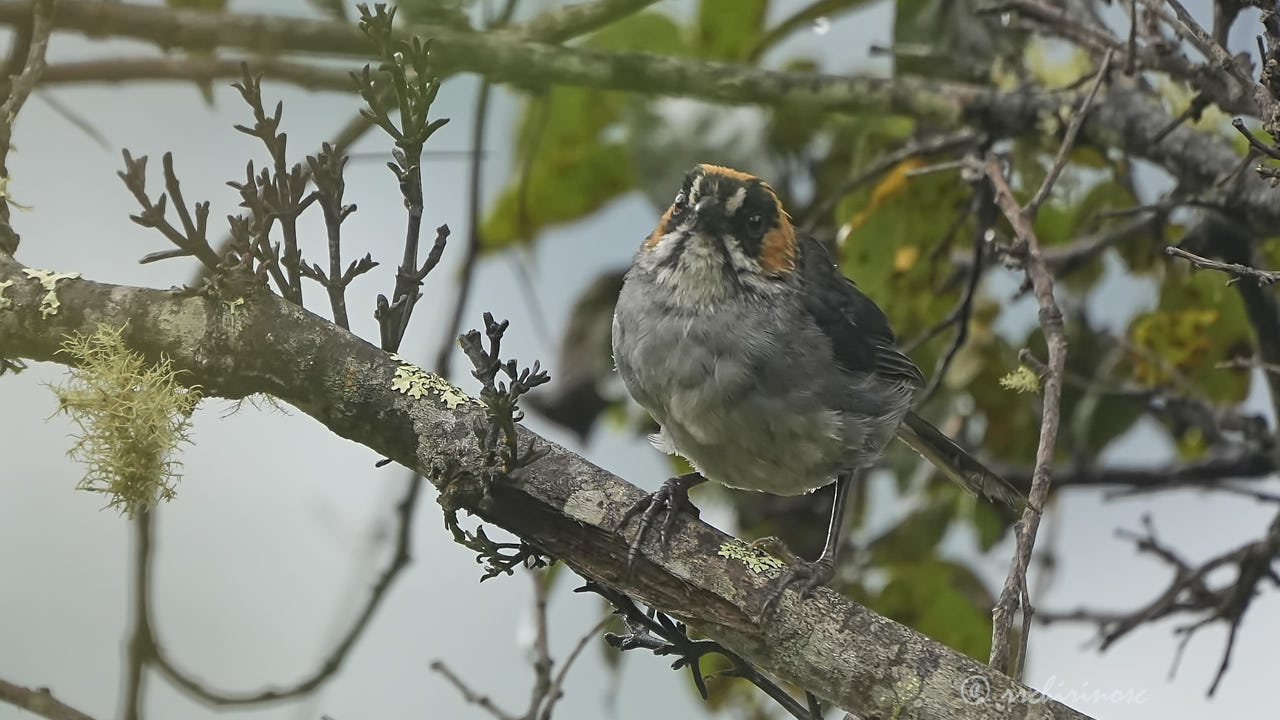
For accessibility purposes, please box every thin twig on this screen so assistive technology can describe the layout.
[538,617,610,720]
[1041,512,1280,695]
[525,572,553,720]
[982,154,1068,678]
[1161,0,1258,91]
[0,678,98,720]
[913,178,992,407]
[1165,246,1280,285]
[429,661,519,720]
[121,510,155,720]
[804,129,979,232]
[0,0,55,254]
[434,77,493,375]
[434,0,519,374]
[151,475,425,705]
[1026,49,1114,215]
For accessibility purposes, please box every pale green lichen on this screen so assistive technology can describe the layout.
[21,268,80,318]
[388,353,474,409]
[717,540,788,573]
[49,322,201,517]
[886,673,923,719]
[0,175,33,210]
[999,365,1040,393]
[0,279,13,310]
[223,297,245,313]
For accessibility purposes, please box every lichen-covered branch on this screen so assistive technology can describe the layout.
[0,254,1093,720]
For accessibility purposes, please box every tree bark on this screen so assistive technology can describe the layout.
[0,254,1092,720]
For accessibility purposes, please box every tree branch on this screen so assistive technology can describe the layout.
[1165,245,1280,285]
[509,0,662,44]
[0,254,1094,720]
[0,0,54,255]
[983,154,1069,678]
[0,679,98,720]
[10,1,1280,241]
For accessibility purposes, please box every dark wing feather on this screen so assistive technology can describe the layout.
[797,235,925,388]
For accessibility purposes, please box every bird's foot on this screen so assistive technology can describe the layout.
[759,553,836,619]
[618,471,704,567]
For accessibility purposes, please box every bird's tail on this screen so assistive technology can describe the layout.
[896,411,1024,509]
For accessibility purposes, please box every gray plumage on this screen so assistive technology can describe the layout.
[612,164,1022,509]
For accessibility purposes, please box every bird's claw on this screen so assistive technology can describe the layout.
[619,474,702,568]
[759,555,836,619]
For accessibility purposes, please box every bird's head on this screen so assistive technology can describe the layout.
[637,164,797,303]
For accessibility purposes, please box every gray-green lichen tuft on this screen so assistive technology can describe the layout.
[49,322,202,517]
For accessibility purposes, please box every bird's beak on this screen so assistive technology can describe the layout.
[690,196,724,234]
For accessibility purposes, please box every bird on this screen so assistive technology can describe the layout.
[610,163,1023,608]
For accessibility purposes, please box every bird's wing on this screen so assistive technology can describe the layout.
[796,235,925,388]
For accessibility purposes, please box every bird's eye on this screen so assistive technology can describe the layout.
[745,213,766,236]
[672,191,688,212]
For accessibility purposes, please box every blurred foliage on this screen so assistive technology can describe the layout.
[461,0,1276,710]
[481,12,690,250]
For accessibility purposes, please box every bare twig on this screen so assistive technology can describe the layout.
[0,678,97,720]
[1041,512,1280,695]
[429,661,519,720]
[913,176,993,407]
[356,6,451,352]
[433,0,517,374]
[538,616,611,720]
[302,142,376,329]
[1166,245,1280,285]
[121,510,155,720]
[434,77,493,376]
[805,129,979,232]
[150,474,424,706]
[982,154,1068,678]
[525,572,554,719]
[1160,0,1258,92]
[430,571,608,720]
[1026,49,1114,215]
[0,0,55,254]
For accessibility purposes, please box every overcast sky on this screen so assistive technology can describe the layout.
[4,2,1280,720]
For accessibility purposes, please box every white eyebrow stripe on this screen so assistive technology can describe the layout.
[691,175,704,199]
[725,186,747,214]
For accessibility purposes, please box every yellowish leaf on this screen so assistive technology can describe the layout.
[893,245,920,274]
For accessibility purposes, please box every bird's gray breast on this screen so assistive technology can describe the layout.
[612,271,858,495]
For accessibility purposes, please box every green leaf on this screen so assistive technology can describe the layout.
[970,501,1013,551]
[871,559,994,659]
[893,0,1022,81]
[836,156,971,367]
[1128,268,1252,404]
[697,0,768,61]
[867,501,955,564]
[480,13,689,251]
